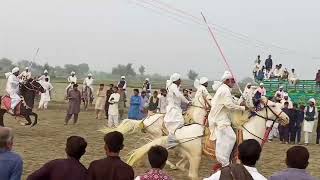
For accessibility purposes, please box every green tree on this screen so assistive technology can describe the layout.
[187,69,198,80]
[138,65,145,75]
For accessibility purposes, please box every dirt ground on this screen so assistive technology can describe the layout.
[0,80,319,180]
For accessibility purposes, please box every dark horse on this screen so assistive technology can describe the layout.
[0,79,45,127]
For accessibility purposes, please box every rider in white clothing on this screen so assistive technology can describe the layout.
[5,67,21,115]
[83,73,94,92]
[208,71,247,168]
[38,69,50,83]
[194,77,212,108]
[66,71,77,90]
[18,67,32,81]
[164,73,191,147]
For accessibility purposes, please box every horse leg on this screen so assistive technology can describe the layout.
[23,115,32,126]
[181,139,202,180]
[0,110,5,127]
[30,112,38,127]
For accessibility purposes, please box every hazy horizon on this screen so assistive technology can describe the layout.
[1,0,319,80]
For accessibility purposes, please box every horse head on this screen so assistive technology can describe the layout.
[260,96,290,126]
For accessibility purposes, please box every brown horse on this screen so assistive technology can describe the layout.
[0,79,45,127]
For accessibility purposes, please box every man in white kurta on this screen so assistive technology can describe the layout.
[38,78,53,109]
[208,71,247,167]
[38,69,50,83]
[18,67,32,81]
[66,71,77,91]
[83,73,94,92]
[303,98,318,145]
[164,73,190,146]
[5,67,21,115]
[108,87,121,128]
[194,77,212,124]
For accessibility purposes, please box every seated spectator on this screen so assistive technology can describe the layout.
[288,69,299,85]
[27,136,88,180]
[273,65,282,79]
[87,131,134,180]
[204,139,266,180]
[274,86,285,100]
[255,83,267,96]
[269,146,316,180]
[135,146,172,180]
[0,127,23,180]
[256,66,265,81]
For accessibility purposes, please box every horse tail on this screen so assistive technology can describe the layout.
[98,119,143,134]
[127,136,168,166]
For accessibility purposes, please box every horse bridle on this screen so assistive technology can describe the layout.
[242,99,286,141]
[21,80,43,92]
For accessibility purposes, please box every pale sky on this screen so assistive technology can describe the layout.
[0,0,319,79]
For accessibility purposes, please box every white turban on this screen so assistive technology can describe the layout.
[309,98,316,104]
[199,77,209,84]
[88,73,92,76]
[279,86,284,89]
[170,73,181,82]
[145,78,150,81]
[44,69,48,73]
[25,67,29,70]
[12,67,19,73]
[212,81,222,91]
[221,71,233,81]
[284,93,288,97]
[260,83,264,86]
[121,76,125,79]
[71,71,75,75]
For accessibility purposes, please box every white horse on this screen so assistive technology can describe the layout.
[126,97,289,180]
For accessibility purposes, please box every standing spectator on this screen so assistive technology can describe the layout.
[316,111,320,144]
[128,89,142,120]
[280,93,293,109]
[158,89,168,114]
[142,78,152,98]
[118,85,127,120]
[108,86,120,128]
[140,91,149,119]
[315,69,320,90]
[65,84,82,125]
[270,146,316,180]
[279,102,290,144]
[135,146,172,180]
[95,84,107,120]
[288,69,299,85]
[148,91,159,115]
[87,131,134,180]
[0,127,23,180]
[265,55,273,72]
[303,98,318,145]
[181,89,191,113]
[290,104,305,144]
[38,78,53,110]
[204,139,266,180]
[253,59,262,79]
[105,84,114,119]
[27,136,88,180]
[256,66,265,81]
[117,76,127,92]
[254,55,261,63]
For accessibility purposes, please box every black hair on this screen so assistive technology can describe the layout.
[66,136,87,160]
[133,89,139,93]
[45,78,49,82]
[153,91,158,95]
[148,146,168,169]
[238,139,262,166]
[73,84,78,87]
[141,91,146,94]
[286,146,309,169]
[104,131,124,153]
[100,84,104,86]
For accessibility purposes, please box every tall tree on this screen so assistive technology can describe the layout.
[187,69,198,80]
[138,65,145,75]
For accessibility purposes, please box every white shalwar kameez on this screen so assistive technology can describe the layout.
[6,70,21,110]
[83,77,94,92]
[66,75,77,90]
[38,75,50,83]
[18,71,32,81]
[38,81,53,109]
[208,72,246,167]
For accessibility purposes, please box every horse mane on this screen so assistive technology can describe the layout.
[230,110,252,129]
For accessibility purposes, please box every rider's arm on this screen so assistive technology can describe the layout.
[172,86,189,104]
[223,91,245,111]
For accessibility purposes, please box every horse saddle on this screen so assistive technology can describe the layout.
[1,95,24,116]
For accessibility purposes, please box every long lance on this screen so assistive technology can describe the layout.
[200,12,243,95]
[29,48,40,69]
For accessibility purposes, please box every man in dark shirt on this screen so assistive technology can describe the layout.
[290,104,305,144]
[27,136,88,180]
[105,84,114,119]
[265,55,273,71]
[87,131,134,180]
[280,102,290,144]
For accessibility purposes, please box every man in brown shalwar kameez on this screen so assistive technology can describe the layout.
[65,84,82,125]
[27,136,88,180]
[105,84,114,119]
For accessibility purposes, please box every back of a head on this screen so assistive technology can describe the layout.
[286,146,309,169]
[0,127,13,149]
[148,146,168,169]
[104,131,124,153]
[66,136,87,160]
[238,139,262,166]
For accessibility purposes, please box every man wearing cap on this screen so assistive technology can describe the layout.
[194,77,212,114]
[142,78,152,98]
[38,69,50,83]
[118,76,127,91]
[275,86,285,100]
[164,73,191,147]
[208,71,248,169]
[281,93,293,109]
[5,67,21,115]
[255,83,266,96]
[18,67,32,81]
[66,72,77,92]
[303,98,318,145]
[83,73,94,98]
